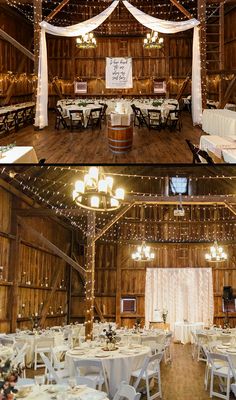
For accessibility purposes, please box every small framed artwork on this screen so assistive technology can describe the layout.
[74,81,87,94]
[154,80,166,94]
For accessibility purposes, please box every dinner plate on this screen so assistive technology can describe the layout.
[95,353,110,358]
[217,345,230,349]
[226,348,236,353]
[69,350,85,355]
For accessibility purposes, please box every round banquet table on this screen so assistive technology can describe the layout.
[174,322,204,344]
[15,384,109,400]
[66,345,151,396]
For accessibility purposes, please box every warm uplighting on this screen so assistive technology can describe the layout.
[143,31,164,49]
[205,241,227,262]
[73,167,125,211]
[76,32,97,49]
[132,241,155,261]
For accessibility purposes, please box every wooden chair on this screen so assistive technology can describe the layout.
[0,113,10,135]
[132,106,148,128]
[15,108,25,131]
[165,109,182,131]
[54,107,69,130]
[69,110,85,131]
[207,103,217,109]
[99,103,108,121]
[24,105,35,126]
[147,109,162,130]
[185,139,214,165]
[86,108,102,129]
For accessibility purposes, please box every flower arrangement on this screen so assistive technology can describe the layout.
[103,324,117,344]
[134,318,142,332]
[152,100,163,107]
[162,309,168,324]
[0,359,23,400]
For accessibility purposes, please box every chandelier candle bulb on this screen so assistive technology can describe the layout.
[115,188,125,200]
[75,180,85,193]
[91,196,99,208]
[89,167,99,181]
[98,179,108,193]
[105,176,113,190]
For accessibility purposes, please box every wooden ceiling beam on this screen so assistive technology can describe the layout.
[169,0,193,19]
[44,0,71,22]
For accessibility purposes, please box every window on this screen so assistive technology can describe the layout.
[121,298,136,313]
[169,177,188,195]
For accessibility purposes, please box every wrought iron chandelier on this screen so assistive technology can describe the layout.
[132,241,155,262]
[143,31,164,49]
[76,32,97,49]
[72,167,125,211]
[205,241,227,262]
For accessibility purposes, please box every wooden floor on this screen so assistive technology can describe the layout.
[28,344,236,399]
[0,112,203,164]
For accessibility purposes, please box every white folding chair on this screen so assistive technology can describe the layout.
[39,352,69,384]
[163,332,172,364]
[140,338,160,355]
[76,376,97,389]
[11,342,29,378]
[113,381,141,400]
[196,333,208,362]
[227,354,236,397]
[73,359,109,393]
[208,352,233,400]
[131,353,163,400]
[51,344,69,370]
[34,337,54,370]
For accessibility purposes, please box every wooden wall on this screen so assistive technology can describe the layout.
[93,241,236,329]
[0,183,73,333]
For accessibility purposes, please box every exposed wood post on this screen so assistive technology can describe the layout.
[34,0,42,76]
[218,76,236,109]
[198,0,207,110]
[115,244,121,327]
[219,2,225,104]
[170,0,193,19]
[85,212,96,340]
[8,206,20,332]
[165,37,170,98]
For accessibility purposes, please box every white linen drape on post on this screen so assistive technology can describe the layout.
[35,1,119,128]
[145,268,214,330]
[122,1,202,125]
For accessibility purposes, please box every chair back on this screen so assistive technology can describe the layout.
[113,382,141,400]
[39,352,60,383]
[69,110,84,121]
[228,354,236,381]
[207,103,217,109]
[35,336,54,350]
[185,139,214,165]
[208,352,229,372]
[76,376,97,389]
[11,342,29,366]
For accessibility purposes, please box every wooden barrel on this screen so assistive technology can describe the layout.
[107,121,133,154]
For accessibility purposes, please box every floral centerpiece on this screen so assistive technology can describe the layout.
[103,324,117,350]
[134,318,142,333]
[162,309,168,324]
[152,100,163,107]
[0,358,24,400]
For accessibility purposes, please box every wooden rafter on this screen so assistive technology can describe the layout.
[0,28,34,61]
[94,203,135,242]
[169,0,193,19]
[44,0,71,22]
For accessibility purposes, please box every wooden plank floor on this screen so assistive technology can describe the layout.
[28,344,236,399]
[0,112,203,164]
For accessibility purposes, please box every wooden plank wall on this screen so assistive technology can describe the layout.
[94,241,236,328]
[0,186,74,333]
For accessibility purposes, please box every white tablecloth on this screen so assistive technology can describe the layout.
[0,146,38,163]
[202,109,236,137]
[199,135,236,159]
[15,384,109,400]
[174,322,204,344]
[66,345,150,396]
[0,102,35,116]
[222,148,236,163]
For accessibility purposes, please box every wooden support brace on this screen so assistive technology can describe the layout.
[45,0,71,22]
[0,29,34,61]
[170,0,193,19]
[218,76,236,109]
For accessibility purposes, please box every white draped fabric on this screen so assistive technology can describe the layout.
[35,1,119,128]
[122,1,202,125]
[145,268,214,330]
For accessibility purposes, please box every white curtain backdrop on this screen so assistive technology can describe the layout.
[122,1,202,125]
[145,268,214,330]
[35,1,119,128]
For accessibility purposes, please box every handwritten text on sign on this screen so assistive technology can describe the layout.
[106,57,133,89]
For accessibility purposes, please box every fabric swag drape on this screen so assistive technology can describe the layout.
[122,1,201,125]
[35,0,202,128]
[35,1,119,128]
[145,268,214,329]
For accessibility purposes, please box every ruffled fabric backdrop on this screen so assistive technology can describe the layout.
[145,268,214,329]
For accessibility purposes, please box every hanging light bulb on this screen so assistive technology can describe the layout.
[205,241,227,262]
[131,241,155,261]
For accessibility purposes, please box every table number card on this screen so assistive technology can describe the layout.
[106,57,133,89]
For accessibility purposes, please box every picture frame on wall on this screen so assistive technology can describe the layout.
[154,80,166,94]
[74,81,87,94]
